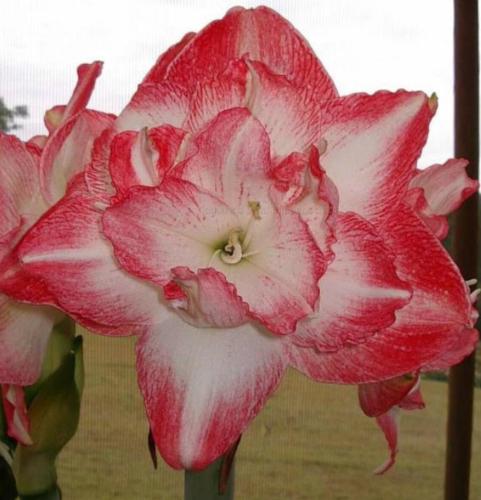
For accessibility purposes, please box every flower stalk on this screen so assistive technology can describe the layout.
[184,454,235,500]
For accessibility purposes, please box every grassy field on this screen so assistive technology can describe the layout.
[57,333,481,500]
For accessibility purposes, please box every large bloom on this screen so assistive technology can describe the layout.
[0,62,114,442]
[2,6,478,470]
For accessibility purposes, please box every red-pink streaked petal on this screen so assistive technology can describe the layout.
[373,410,399,475]
[83,128,116,202]
[158,6,336,98]
[15,176,165,334]
[143,32,196,84]
[103,178,240,287]
[358,375,419,418]
[1,384,32,445]
[44,105,67,134]
[407,159,479,239]
[0,296,56,386]
[169,267,249,328]
[109,126,187,198]
[40,110,115,205]
[136,313,286,469]
[294,213,411,350]
[321,91,434,222]
[62,62,103,123]
[272,147,338,261]
[116,82,189,132]
[287,206,477,383]
[176,108,272,221]
[404,188,449,239]
[0,133,45,236]
[367,380,425,474]
[410,159,478,215]
[247,60,323,158]
[185,59,248,133]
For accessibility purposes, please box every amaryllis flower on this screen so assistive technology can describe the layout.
[3,6,478,471]
[0,62,114,443]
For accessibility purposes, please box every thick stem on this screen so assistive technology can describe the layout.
[184,455,235,500]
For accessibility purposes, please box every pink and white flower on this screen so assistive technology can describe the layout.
[0,62,114,442]
[1,6,478,470]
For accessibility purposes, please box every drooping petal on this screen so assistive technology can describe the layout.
[287,206,478,383]
[372,410,399,475]
[407,159,479,239]
[40,110,115,205]
[103,178,240,287]
[152,6,336,98]
[359,378,425,474]
[115,82,189,132]
[169,267,249,328]
[14,176,165,335]
[0,133,46,237]
[136,312,287,469]
[358,375,419,418]
[1,384,32,445]
[0,296,56,386]
[293,212,411,350]
[320,91,434,222]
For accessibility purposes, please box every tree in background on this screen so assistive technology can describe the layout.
[0,98,27,132]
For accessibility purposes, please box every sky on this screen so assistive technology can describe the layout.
[1,0,454,167]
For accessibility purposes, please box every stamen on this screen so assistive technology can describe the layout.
[220,231,243,265]
[466,278,478,287]
[248,201,261,220]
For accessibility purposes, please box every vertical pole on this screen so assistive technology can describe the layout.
[444,1,479,499]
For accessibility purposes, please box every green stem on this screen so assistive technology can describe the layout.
[184,455,235,500]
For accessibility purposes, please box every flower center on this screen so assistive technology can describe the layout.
[215,200,262,266]
[220,230,243,264]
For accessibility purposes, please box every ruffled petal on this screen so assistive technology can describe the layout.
[293,212,411,350]
[320,91,434,222]
[136,312,286,469]
[287,206,477,383]
[14,176,165,334]
[169,267,249,328]
[151,6,336,98]
[103,178,240,287]
[0,296,56,386]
